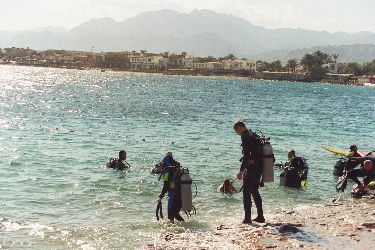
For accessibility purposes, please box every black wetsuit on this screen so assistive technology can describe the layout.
[108,159,128,170]
[240,129,263,222]
[345,158,375,185]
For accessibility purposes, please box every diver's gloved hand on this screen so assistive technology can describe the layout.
[259,182,264,187]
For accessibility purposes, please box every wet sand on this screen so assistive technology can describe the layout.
[149,197,375,249]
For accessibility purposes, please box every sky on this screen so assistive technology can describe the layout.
[1,0,374,33]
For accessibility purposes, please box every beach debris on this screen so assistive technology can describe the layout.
[277,223,301,233]
[285,210,296,214]
[164,234,174,241]
[361,222,375,229]
[216,224,229,230]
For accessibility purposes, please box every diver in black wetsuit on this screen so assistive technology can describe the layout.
[234,121,264,224]
[107,150,130,170]
[346,159,375,191]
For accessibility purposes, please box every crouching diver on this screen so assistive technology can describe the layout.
[157,152,184,222]
[346,160,375,192]
[336,158,375,193]
[106,150,130,170]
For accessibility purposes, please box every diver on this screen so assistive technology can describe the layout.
[217,179,238,194]
[279,150,308,188]
[106,150,130,170]
[152,152,181,174]
[345,159,375,192]
[157,152,184,222]
[349,145,363,157]
[234,121,265,224]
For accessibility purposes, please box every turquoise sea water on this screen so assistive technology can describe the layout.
[0,65,374,249]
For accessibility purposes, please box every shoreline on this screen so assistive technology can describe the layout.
[150,197,375,249]
[1,63,372,87]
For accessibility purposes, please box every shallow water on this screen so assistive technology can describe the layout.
[0,65,374,249]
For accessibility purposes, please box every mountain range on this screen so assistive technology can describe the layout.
[1,9,375,62]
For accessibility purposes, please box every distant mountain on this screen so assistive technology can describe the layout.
[254,44,375,63]
[33,26,67,34]
[1,9,375,62]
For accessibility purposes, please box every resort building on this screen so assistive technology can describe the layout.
[193,62,223,70]
[222,59,256,71]
[168,54,193,69]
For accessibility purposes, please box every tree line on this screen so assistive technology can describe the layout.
[194,51,375,81]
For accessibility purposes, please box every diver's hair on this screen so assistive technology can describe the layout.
[119,150,126,157]
[364,160,372,166]
[350,145,357,151]
[233,120,246,129]
[289,150,296,155]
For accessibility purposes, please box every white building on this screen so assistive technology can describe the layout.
[222,59,256,71]
[141,55,164,70]
[129,52,143,69]
[168,55,193,68]
[193,62,223,70]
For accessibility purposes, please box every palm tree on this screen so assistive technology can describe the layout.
[301,51,331,81]
[332,54,339,73]
[286,59,298,72]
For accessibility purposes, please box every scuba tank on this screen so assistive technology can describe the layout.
[333,158,347,176]
[257,131,274,183]
[279,170,287,186]
[180,168,196,216]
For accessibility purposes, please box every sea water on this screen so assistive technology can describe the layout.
[0,65,374,249]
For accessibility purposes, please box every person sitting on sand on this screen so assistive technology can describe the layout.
[106,150,130,170]
[217,179,238,194]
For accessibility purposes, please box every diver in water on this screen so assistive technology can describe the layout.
[152,152,181,174]
[157,152,184,222]
[217,179,238,194]
[280,150,308,188]
[349,145,363,157]
[107,150,130,170]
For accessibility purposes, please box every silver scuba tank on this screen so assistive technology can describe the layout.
[180,168,193,213]
[262,141,274,182]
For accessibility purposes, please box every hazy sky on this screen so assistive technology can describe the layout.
[1,0,374,33]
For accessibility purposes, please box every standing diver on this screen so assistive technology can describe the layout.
[234,121,265,224]
[157,152,184,222]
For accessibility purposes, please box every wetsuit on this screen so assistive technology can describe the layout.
[285,157,308,188]
[240,129,263,222]
[345,158,375,185]
[108,159,128,170]
[159,156,184,222]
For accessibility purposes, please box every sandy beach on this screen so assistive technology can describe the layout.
[150,196,375,249]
